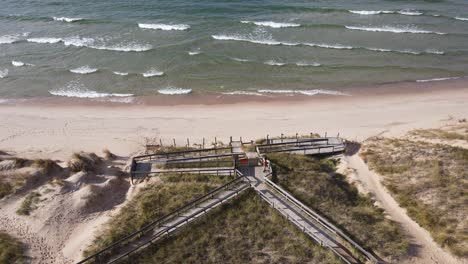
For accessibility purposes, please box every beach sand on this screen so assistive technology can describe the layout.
[0,81,467,160]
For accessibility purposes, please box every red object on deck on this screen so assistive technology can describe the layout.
[239,158,248,164]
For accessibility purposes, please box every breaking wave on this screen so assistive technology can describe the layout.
[345,25,446,35]
[240,21,301,28]
[455,17,468,21]
[416,77,460,83]
[27,36,152,52]
[188,49,202,56]
[349,10,422,16]
[70,66,98,74]
[296,61,321,67]
[0,34,22,44]
[0,69,8,79]
[157,87,192,95]
[49,81,133,98]
[138,23,190,31]
[257,89,349,96]
[264,60,286,66]
[53,17,83,22]
[12,60,34,67]
[222,91,264,96]
[143,68,164,77]
[27,37,62,44]
[113,71,129,76]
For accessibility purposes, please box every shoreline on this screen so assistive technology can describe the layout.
[1,77,467,107]
[0,79,467,161]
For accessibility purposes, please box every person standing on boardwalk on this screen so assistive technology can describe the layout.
[263,156,268,173]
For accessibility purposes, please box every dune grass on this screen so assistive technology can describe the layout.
[16,191,42,216]
[267,153,409,259]
[361,136,468,257]
[128,189,341,264]
[0,232,24,264]
[68,152,102,173]
[84,173,232,259]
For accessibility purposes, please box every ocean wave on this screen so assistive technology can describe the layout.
[158,87,192,95]
[113,71,129,76]
[264,60,286,66]
[212,34,282,45]
[296,61,321,67]
[455,17,468,21]
[12,60,34,67]
[222,91,264,96]
[50,81,133,98]
[143,68,164,77]
[345,25,446,35]
[0,34,21,44]
[138,23,190,31]
[240,21,300,28]
[231,57,251,62]
[70,66,98,74]
[304,42,353,49]
[416,77,460,82]
[63,37,95,47]
[257,89,349,96]
[349,10,393,15]
[27,37,62,44]
[90,43,152,52]
[188,49,202,56]
[398,10,423,16]
[0,69,8,79]
[53,17,83,22]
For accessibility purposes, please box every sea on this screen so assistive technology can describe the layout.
[0,0,467,100]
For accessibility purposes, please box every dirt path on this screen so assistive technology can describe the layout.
[340,154,466,264]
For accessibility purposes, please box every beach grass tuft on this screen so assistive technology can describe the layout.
[68,152,102,172]
[16,191,41,216]
[0,232,24,263]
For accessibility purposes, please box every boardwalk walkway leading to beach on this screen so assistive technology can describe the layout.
[240,166,360,264]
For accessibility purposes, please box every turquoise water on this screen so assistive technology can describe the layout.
[0,0,467,99]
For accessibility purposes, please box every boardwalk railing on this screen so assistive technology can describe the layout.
[132,168,238,177]
[134,146,236,161]
[78,170,248,264]
[256,137,345,155]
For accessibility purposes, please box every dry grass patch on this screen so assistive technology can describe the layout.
[16,191,42,216]
[84,173,232,260]
[0,232,24,264]
[267,153,409,260]
[102,149,117,160]
[68,152,102,173]
[361,136,468,257]
[129,190,341,264]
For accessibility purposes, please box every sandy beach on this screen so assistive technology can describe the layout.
[1,81,467,160]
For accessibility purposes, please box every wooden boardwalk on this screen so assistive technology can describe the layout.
[241,166,360,264]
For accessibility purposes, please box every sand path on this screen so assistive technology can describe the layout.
[340,155,467,264]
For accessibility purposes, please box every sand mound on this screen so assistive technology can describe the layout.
[72,176,129,213]
[0,160,16,171]
[68,152,102,173]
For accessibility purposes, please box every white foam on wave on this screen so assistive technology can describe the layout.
[53,17,83,22]
[113,71,129,76]
[188,49,202,56]
[27,37,62,44]
[0,34,20,44]
[158,87,192,95]
[240,21,301,28]
[349,10,393,15]
[12,60,34,67]
[50,80,133,98]
[231,57,251,62]
[90,43,152,52]
[455,17,468,21]
[296,61,321,67]
[304,42,354,50]
[257,89,349,96]
[416,77,460,83]
[398,10,423,16]
[143,68,164,77]
[0,69,8,79]
[264,60,286,66]
[138,23,190,31]
[212,34,282,45]
[70,66,98,74]
[222,91,264,96]
[29,36,151,52]
[345,25,445,35]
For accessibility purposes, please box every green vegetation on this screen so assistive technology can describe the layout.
[129,190,341,264]
[361,136,468,257]
[16,191,42,216]
[410,125,468,142]
[0,172,29,199]
[0,182,13,199]
[0,232,24,264]
[84,173,232,259]
[267,153,409,259]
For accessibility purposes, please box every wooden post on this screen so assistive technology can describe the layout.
[215,137,217,147]
[173,138,176,147]
[337,133,340,138]
[325,132,327,138]
[240,136,242,144]
[187,138,190,147]
[266,134,269,144]
[230,136,232,145]
[203,138,205,148]
[160,139,163,146]
[296,133,298,140]
[281,133,284,143]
